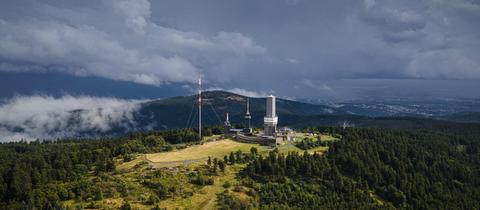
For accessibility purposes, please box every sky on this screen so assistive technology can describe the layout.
[1,0,480,101]
[1,0,480,140]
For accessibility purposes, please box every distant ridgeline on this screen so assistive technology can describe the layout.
[0,123,479,209]
[135,91,343,130]
[134,91,480,132]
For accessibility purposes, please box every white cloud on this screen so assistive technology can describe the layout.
[0,95,145,142]
[110,0,151,34]
[364,0,375,9]
[0,0,267,86]
[285,0,300,6]
[286,58,299,64]
[0,18,200,86]
[301,80,333,91]
[214,32,266,55]
[227,88,271,97]
[206,87,271,98]
[406,49,480,79]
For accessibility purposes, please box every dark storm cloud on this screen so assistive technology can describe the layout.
[0,0,479,99]
[150,0,480,83]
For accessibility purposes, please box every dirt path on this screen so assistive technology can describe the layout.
[199,196,216,210]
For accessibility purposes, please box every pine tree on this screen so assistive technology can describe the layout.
[213,158,218,173]
[235,150,243,163]
[219,161,226,172]
[229,152,235,164]
[250,147,258,156]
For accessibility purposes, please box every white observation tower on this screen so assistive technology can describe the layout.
[263,95,278,136]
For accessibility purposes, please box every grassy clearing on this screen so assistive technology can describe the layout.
[158,165,245,210]
[145,135,338,168]
[279,133,338,155]
[146,139,268,164]
[293,133,339,142]
[318,134,339,141]
[276,140,329,154]
[116,155,144,171]
[308,146,329,153]
[90,161,247,209]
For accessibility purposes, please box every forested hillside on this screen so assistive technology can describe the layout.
[0,122,479,209]
[236,127,480,209]
[0,129,205,209]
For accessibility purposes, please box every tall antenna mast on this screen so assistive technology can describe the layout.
[245,98,251,129]
[198,76,202,140]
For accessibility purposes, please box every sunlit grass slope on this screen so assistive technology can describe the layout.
[146,139,268,164]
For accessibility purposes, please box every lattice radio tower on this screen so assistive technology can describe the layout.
[198,76,202,140]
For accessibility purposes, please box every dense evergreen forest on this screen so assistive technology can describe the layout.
[236,126,480,209]
[0,128,214,209]
[0,121,479,209]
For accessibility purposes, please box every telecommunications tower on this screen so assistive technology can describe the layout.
[243,98,252,134]
[263,95,278,136]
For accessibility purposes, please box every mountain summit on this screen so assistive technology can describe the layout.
[137,90,342,130]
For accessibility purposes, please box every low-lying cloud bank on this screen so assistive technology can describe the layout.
[0,95,145,142]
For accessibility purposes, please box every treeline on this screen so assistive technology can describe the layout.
[295,137,331,150]
[238,127,480,209]
[0,139,121,209]
[160,126,222,144]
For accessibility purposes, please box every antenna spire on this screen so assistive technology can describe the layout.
[246,98,250,115]
[198,76,202,140]
[244,97,252,132]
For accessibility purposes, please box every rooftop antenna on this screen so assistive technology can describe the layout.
[246,98,250,115]
[198,76,202,140]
